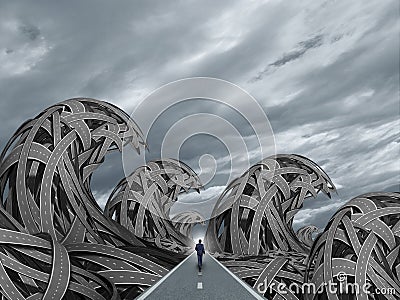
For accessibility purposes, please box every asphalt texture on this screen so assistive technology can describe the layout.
[142,252,260,300]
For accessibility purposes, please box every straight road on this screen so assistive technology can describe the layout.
[138,252,264,300]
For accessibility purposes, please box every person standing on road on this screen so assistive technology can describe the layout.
[195,239,205,272]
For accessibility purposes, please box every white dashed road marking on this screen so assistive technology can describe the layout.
[197,282,203,289]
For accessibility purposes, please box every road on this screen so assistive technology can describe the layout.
[138,252,264,300]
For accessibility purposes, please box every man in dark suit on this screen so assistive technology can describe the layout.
[195,239,205,272]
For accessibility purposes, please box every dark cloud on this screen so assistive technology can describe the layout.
[270,34,324,67]
[19,24,40,40]
[252,34,324,81]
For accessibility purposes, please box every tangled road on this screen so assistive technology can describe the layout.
[0,98,398,300]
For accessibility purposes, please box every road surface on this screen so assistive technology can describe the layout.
[138,252,264,300]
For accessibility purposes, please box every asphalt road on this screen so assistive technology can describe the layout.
[139,252,263,300]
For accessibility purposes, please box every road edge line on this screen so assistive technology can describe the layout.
[209,254,265,300]
[136,252,195,299]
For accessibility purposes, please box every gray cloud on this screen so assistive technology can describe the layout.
[19,24,40,41]
[252,34,324,81]
[0,0,398,232]
[270,35,322,67]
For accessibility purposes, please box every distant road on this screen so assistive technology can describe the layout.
[138,252,263,300]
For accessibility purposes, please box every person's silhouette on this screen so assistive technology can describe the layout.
[195,239,205,272]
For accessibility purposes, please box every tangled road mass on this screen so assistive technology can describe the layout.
[0,98,398,299]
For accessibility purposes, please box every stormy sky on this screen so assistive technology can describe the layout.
[0,0,399,232]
